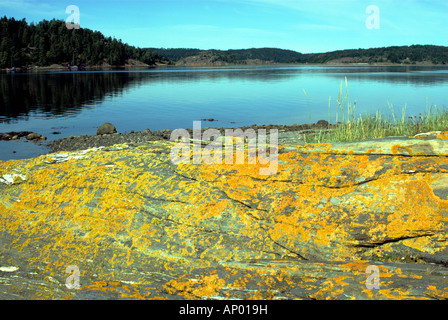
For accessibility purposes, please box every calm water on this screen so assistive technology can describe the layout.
[1,64,447,160]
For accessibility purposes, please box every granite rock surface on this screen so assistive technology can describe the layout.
[0,132,447,300]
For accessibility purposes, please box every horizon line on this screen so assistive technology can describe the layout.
[145,44,446,55]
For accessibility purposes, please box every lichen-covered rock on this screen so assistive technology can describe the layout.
[0,134,447,300]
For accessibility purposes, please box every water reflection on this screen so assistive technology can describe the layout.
[0,72,137,122]
[0,65,447,123]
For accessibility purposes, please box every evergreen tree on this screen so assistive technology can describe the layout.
[0,17,165,68]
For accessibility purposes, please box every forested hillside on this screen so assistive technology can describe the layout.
[159,45,447,65]
[149,47,306,64]
[306,45,448,64]
[0,16,165,68]
[146,48,202,62]
[151,46,447,66]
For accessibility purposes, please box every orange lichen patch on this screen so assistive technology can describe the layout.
[391,144,414,156]
[333,276,353,286]
[228,277,251,290]
[173,142,448,260]
[1,149,165,296]
[425,285,448,299]
[163,271,226,298]
[377,289,408,300]
[436,131,448,139]
[374,178,445,243]
[299,143,333,153]
[397,273,423,280]
[82,280,122,291]
[308,279,344,300]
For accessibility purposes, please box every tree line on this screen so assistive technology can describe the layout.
[148,47,306,64]
[0,16,165,68]
[305,45,448,64]
[146,45,447,65]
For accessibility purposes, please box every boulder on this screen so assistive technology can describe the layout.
[1,134,447,300]
[26,132,42,141]
[316,119,329,127]
[97,123,117,135]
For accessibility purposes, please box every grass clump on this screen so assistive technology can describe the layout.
[303,77,448,144]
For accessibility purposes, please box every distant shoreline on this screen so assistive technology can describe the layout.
[2,60,445,73]
[1,59,160,73]
[170,61,444,68]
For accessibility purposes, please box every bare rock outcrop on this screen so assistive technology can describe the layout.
[0,132,447,300]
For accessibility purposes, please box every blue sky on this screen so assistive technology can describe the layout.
[0,0,447,53]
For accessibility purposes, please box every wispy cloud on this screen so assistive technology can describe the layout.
[290,23,347,32]
[0,0,63,20]
[232,27,286,37]
[170,24,221,32]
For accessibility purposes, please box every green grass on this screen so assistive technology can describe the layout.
[303,77,448,144]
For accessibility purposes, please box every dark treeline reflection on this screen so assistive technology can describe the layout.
[0,68,301,123]
[0,72,147,122]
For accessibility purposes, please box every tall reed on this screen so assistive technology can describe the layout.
[303,77,448,143]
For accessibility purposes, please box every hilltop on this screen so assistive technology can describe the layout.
[148,47,305,66]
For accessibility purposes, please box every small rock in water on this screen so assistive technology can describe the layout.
[26,133,42,141]
[97,123,117,135]
[1,134,12,141]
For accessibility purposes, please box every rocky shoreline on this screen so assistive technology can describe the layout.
[1,127,447,300]
[46,121,333,154]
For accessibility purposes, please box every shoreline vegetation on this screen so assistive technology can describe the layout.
[302,77,448,144]
[1,17,447,72]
